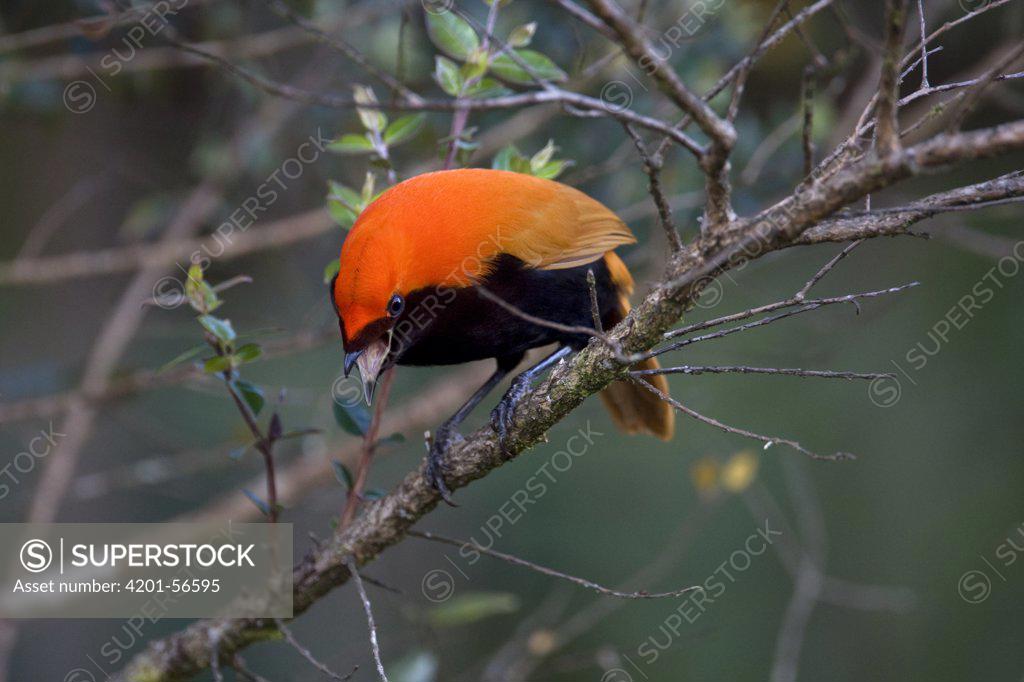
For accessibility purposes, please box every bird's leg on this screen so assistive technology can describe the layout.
[426,355,522,505]
[491,346,574,455]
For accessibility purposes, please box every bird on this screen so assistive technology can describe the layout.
[330,168,674,503]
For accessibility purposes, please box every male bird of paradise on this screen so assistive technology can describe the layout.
[331,168,674,502]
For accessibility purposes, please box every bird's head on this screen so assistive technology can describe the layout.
[330,219,409,405]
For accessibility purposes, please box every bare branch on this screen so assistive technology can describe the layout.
[629,377,853,461]
[1,208,332,286]
[915,0,929,88]
[274,620,356,681]
[622,124,684,251]
[584,0,737,230]
[632,365,892,381]
[409,530,700,599]
[798,172,1024,245]
[801,66,816,176]
[341,369,397,528]
[945,42,1024,131]
[347,559,389,682]
[876,0,910,157]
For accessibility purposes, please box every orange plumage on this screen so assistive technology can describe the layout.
[331,169,674,499]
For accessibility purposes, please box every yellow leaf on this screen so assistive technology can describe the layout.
[690,457,719,495]
[721,450,758,493]
[527,630,557,656]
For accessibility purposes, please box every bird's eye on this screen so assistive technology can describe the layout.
[387,293,405,317]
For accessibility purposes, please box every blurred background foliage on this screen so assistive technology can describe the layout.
[1,0,1023,680]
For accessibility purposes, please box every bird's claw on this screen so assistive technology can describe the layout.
[425,424,461,506]
[490,375,532,456]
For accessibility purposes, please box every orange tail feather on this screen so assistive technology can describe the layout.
[598,253,675,440]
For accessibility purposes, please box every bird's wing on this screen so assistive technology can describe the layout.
[497,178,637,271]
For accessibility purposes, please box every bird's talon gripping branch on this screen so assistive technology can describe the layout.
[425,424,460,506]
[490,375,532,456]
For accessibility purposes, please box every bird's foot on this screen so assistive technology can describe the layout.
[425,423,462,506]
[490,374,532,456]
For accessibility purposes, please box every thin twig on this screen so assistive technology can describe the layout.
[801,65,816,176]
[727,0,793,124]
[915,0,929,88]
[630,378,853,462]
[223,366,278,523]
[274,619,356,681]
[409,530,700,599]
[622,124,683,250]
[210,633,224,682]
[347,559,388,682]
[443,1,503,169]
[263,0,420,102]
[945,42,1024,132]
[660,283,919,353]
[796,240,863,300]
[632,365,893,381]
[477,287,610,345]
[230,655,272,682]
[340,368,396,528]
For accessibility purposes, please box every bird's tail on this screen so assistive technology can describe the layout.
[597,254,675,441]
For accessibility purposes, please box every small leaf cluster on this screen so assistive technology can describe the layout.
[426,7,566,98]
[327,85,425,168]
[491,139,572,179]
[427,2,567,163]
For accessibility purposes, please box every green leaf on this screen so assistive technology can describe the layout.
[383,114,427,146]
[233,379,265,416]
[333,401,372,436]
[332,460,354,490]
[203,355,233,374]
[428,592,520,627]
[363,488,385,500]
[491,144,522,171]
[530,139,556,173]
[235,343,262,364]
[197,315,236,344]
[378,432,407,446]
[459,50,489,82]
[389,651,439,682]
[242,488,270,516]
[425,9,480,61]
[354,85,387,131]
[278,428,321,441]
[328,200,357,227]
[323,258,341,284]
[184,264,221,313]
[158,343,206,374]
[328,180,364,210]
[360,172,377,204]
[434,56,463,97]
[327,133,375,154]
[507,22,536,48]
[464,78,511,99]
[534,159,572,180]
[327,180,361,227]
[490,49,567,84]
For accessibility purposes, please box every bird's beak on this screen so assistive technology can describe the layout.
[349,337,389,405]
[343,350,362,378]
